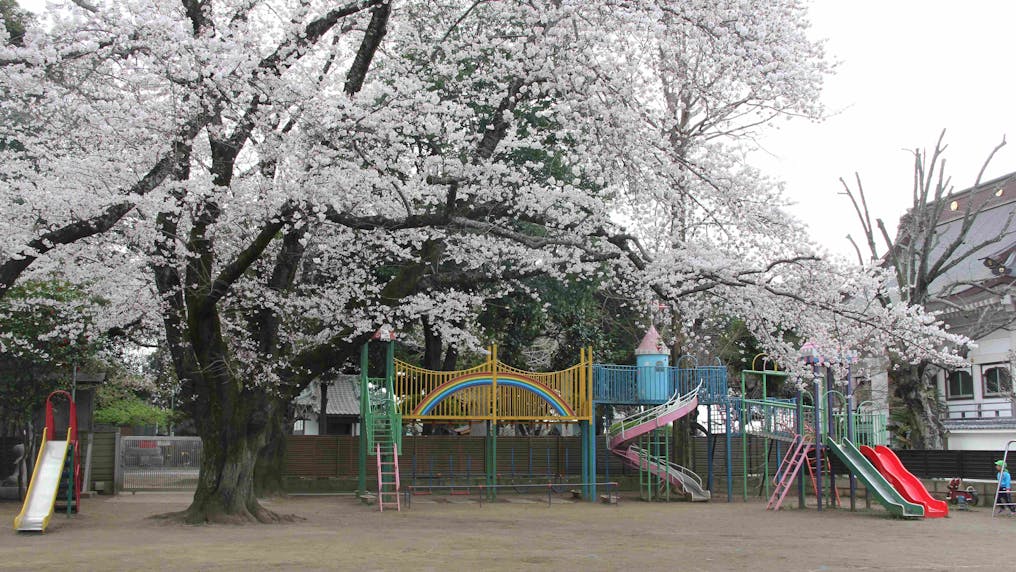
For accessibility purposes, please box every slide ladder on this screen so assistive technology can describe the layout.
[373,413,400,512]
[766,433,811,511]
[607,384,710,501]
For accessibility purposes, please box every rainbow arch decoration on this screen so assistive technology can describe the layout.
[412,373,576,417]
[394,346,592,422]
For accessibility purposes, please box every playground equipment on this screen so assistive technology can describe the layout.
[751,349,921,517]
[605,384,710,501]
[860,445,947,518]
[825,437,923,518]
[946,478,978,506]
[14,391,81,532]
[360,336,404,511]
[361,322,731,505]
[359,327,911,513]
[593,325,724,502]
[360,337,597,506]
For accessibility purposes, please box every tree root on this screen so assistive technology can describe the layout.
[150,505,303,525]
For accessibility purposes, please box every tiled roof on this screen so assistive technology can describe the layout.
[921,172,1016,296]
[945,417,1016,431]
[293,375,361,416]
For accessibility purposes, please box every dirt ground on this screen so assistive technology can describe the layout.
[0,492,1009,571]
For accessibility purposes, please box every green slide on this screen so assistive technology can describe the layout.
[825,437,924,518]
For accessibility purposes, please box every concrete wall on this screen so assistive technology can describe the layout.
[948,429,1016,452]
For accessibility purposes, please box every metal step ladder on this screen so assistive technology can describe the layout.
[992,440,1016,518]
[767,434,811,511]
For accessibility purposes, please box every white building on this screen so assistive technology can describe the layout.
[920,172,1016,450]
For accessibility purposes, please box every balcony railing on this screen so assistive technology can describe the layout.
[946,400,1014,420]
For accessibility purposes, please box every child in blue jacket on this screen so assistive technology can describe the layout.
[996,460,1016,514]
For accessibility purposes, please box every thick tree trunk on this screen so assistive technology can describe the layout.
[889,362,946,450]
[161,393,294,524]
[253,399,290,498]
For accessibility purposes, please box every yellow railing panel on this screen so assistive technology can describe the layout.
[393,346,592,422]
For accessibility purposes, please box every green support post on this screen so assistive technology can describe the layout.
[483,421,496,501]
[740,372,748,502]
[386,340,395,388]
[663,427,670,501]
[66,447,73,516]
[358,343,368,495]
[581,420,594,501]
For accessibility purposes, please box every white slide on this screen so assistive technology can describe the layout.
[14,438,70,532]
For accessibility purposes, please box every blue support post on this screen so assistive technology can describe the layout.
[707,405,714,492]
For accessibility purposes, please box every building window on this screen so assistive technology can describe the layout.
[947,369,973,399]
[982,364,1012,397]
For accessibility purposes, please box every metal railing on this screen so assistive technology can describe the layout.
[593,365,727,405]
[118,436,201,492]
[405,481,620,508]
[607,383,701,443]
[739,398,801,441]
[731,397,889,447]
[365,376,402,455]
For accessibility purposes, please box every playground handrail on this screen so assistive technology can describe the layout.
[383,374,403,455]
[771,433,810,485]
[607,382,702,442]
[628,444,704,489]
[738,397,805,441]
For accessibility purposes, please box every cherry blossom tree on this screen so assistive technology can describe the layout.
[1,0,968,524]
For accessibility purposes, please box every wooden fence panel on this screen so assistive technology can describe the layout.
[285,436,339,478]
[88,430,117,490]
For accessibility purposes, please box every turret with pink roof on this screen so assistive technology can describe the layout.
[635,324,670,401]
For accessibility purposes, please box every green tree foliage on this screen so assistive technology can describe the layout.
[0,0,28,47]
[0,280,103,434]
[93,384,174,428]
[477,276,639,370]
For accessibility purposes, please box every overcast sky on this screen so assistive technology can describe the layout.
[760,0,1016,260]
[17,1,1016,261]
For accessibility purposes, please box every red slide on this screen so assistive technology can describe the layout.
[859,445,948,518]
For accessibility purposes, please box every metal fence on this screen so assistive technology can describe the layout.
[118,436,201,492]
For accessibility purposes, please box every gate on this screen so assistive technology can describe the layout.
[118,436,202,492]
